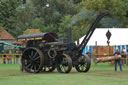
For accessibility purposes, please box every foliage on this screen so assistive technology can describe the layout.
[0,0,128,41]
[40,24,58,33]
[67,0,128,41]
[32,18,45,30]
[14,0,77,36]
[14,1,36,36]
[0,0,20,36]
[31,0,77,25]
[79,0,128,27]
[73,0,83,4]
[58,15,72,37]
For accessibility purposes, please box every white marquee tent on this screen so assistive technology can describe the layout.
[77,28,128,46]
[76,28,128,54]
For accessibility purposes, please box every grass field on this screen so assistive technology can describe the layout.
[0,63,128,85]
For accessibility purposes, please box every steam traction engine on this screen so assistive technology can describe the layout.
[17,12,110,73]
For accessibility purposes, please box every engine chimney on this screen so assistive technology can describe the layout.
[67,26,72,43]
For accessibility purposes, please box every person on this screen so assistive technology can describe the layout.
[2,50,6,64]
[114,49,122,71]
[16,50,19,64]
[121,48,126,65]
[6,56,10,64]
[86,50,91,58]
[9,50,12,64]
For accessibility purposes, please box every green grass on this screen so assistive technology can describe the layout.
[0,63,128,85]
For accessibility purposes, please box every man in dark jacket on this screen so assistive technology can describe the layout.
[114,49,122,71]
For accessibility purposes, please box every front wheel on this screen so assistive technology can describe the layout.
[75,54,91,72]
[56,54,72,73]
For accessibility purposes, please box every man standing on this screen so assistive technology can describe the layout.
[114,49,122,71]
[16,50,19,64]
[2,50,6,64]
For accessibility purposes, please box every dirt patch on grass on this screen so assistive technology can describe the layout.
[88,69,128,79]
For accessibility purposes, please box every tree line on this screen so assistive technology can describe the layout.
[0,0,128,41]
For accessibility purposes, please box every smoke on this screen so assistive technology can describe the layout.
[69,8,121,28]
[69,8,97,26]
[100,18,121,28]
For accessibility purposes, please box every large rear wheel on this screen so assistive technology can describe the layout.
[75,54,91,72]
[21,47,44,73]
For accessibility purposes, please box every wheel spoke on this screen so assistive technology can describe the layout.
[34,56,40,61]
[82,65,84,71]
[61,65,65,72]
[63,66,67,71]
[34,60,40,64]
[60,64,63,69]
[28,55,31,59]
[61,66,64,72]
[34,65,37,71]
[31,51,34,56]
[33,52,38,59]
[26,63,31,69]
[80,64,82,70]
[30,65,34,70]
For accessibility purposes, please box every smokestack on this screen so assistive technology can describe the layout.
[67,26,72,43]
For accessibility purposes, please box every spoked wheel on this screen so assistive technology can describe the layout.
[75,54,91,72]
[42,66,56,72]
[21,47,44,73]
[56,54,72,73]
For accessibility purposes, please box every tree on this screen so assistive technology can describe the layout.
[32,18,45,29]
[73,0,82,4]
[14,1,36,36]
[31,0,77,25]
[58,15,72,37]
[79,0,128,27]
[0,0,20,36]
[14,0,77,36]
[67,0,128,41]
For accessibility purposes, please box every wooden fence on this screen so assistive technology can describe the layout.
[0,54,22,64]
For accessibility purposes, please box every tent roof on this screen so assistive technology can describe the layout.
[77,28,128,46]
[0,27,15,40]
[0,41,22,48]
